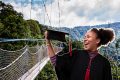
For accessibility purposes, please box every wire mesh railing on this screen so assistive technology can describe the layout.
[0,44,62,80]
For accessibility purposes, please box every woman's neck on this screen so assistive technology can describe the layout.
[87,49,98,53]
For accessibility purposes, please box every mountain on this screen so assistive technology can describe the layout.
[55,22,120,41]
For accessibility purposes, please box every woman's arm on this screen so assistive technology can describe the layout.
[45,31,57,66]
[45,31,71,80]
[46,39,56,57]
[45,31,56,57]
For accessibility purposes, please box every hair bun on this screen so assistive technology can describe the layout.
[98,28,114,45]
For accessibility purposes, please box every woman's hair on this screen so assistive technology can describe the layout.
[90,28,115,47]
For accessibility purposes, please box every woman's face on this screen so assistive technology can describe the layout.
[83,31,100,51]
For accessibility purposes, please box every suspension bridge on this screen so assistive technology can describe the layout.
[0,0,120,80]
[0,40,62,80]
[0,0,64,79]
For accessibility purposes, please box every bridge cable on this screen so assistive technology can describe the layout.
[41,0,51,27]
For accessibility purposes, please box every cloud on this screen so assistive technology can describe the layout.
[2,0,120,28]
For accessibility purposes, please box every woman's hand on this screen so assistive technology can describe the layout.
[44,31,48,40]
[44,31,50,44]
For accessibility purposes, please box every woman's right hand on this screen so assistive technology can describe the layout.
[44,31,52,47]
[44,31,51,44]
[44,31,48,40]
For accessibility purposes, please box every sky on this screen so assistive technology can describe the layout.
[2,0,120,28]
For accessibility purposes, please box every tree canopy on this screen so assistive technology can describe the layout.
[0,1,44,50]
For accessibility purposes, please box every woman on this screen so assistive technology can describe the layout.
[45,28,115,80]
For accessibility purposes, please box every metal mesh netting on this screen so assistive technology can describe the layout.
[0,46,27,69]
[0,44,61,80]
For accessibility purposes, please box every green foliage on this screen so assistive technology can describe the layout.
[72,40,83,49]
[0,22,4,32]
[62,40,83,53]
[0,1,23,21]
[115,38,120,49]
[0,1,44,50]
[26,19,42,38]
[0,1,30,39]
[1,15,30,38]
[111,61,120,80]
[35,61,57,80]
[0,41,26,50]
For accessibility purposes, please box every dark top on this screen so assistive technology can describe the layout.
[55,49,112,80]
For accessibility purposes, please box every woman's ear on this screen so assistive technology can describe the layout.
[96,38,100,44]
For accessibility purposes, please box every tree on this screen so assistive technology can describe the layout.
[115,38,120,80]
[35,61,57,80]
[0,1,30,39]
[26,19,42,38]
[0,15,30,38]
[72,40,83,49]
[0,1,30,50]
[0,1,23,21]
[0,22,4,33]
